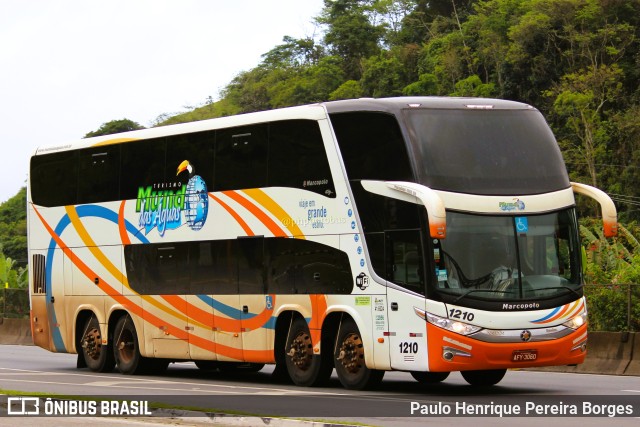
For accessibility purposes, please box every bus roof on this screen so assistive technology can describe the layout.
[32,97,535,156]
[323,96,535,115]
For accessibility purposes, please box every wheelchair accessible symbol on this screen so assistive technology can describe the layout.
[516,217,529,233]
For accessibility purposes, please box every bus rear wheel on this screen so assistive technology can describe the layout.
[461,369,506,386]
[113,315,143,374]
[81,315,115,373]
[410,371,449,383]
[284,317,331,386]
[334,319,384,390]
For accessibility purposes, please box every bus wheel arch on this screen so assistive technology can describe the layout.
[276,311,332,387]
[76,310,114,373]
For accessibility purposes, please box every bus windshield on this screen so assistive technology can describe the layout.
[432,209,582,306]
[404,108,570,195]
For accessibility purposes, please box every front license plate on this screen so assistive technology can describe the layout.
[511,349,538,362]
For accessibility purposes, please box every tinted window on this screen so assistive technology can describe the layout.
[215,125,268,191]
[166,131,214,190]
[190,240,238,294]
[266,238,352,294]
[124,243,189,294]
[121,138,166,201]
[329,112,413,181]
[387,230,425,295]
[238,238,265,294]
[404,109,570,195]
[125,238,352,295]
[269,120,335,197]
[30,150,78,207]
[77,146,120,204]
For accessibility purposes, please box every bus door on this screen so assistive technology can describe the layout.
[385,230,429,371]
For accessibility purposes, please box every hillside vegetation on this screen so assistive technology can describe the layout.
[3,0,640,291]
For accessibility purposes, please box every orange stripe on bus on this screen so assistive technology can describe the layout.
[64,205,200,328]
[545,301,576,323]
[208,193,254,236]
[223,191,287,237]
[118,201,131,245]
[33,206,272,361]
[243,188,305,238]
[161,294,276,333]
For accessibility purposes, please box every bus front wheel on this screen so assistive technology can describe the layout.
[334,318,384,390]
[284,317,331,386]
[81,315,115,373]
[461,369,506,386]
[410,371,449,383]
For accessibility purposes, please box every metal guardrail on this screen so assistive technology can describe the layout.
[2,285,638,331]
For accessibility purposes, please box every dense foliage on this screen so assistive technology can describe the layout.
[3,0,640,326]
[84,119,145,138]
[165,0,640,223]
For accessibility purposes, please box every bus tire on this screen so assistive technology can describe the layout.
[218,362,265,373]
[410,371,449,383]
[284,317,331,387]
[195,360,220,371]
[334,318,384,390]
[81,316,115,373]
[461,369,506,386]
[113,315,143,375]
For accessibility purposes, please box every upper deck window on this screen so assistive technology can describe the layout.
[404,109,570,195]
[329,112,413,182]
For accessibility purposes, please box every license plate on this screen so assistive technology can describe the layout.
[511,349,538,362]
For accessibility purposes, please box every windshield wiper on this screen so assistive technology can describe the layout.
[451,288,513,304]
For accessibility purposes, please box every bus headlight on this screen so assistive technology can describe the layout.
[425,312,482,336]
[562,312,587,329]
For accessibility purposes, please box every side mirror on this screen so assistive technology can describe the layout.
[571,182,618,237]
[360,180,446,239]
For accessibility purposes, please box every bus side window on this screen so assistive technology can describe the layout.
[266,238,352,295]
[237,238,265,294]
[77,146,120,204]
[165,131,214,188]
[215,125,268,191]
[30,150,78,207]
[268,120,335,197]
[120,138,166,201]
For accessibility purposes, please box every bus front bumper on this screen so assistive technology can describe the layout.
[426,323,588,372]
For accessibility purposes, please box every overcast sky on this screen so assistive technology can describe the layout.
[0,0,325,204]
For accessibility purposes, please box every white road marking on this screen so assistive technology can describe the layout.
[0,367,348,396]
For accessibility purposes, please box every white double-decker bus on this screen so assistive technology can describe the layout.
[28,97,617,388]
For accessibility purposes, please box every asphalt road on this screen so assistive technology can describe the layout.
[1,344,640,426]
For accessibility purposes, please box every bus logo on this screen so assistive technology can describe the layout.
[135,160,208,236]
[520,330,532,342]
[499,198,526,212]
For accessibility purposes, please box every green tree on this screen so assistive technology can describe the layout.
[0,187,27,267]
[319,0,385,80]
[84,119,145,138]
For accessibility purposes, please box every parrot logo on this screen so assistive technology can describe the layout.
[177,160,208,231]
